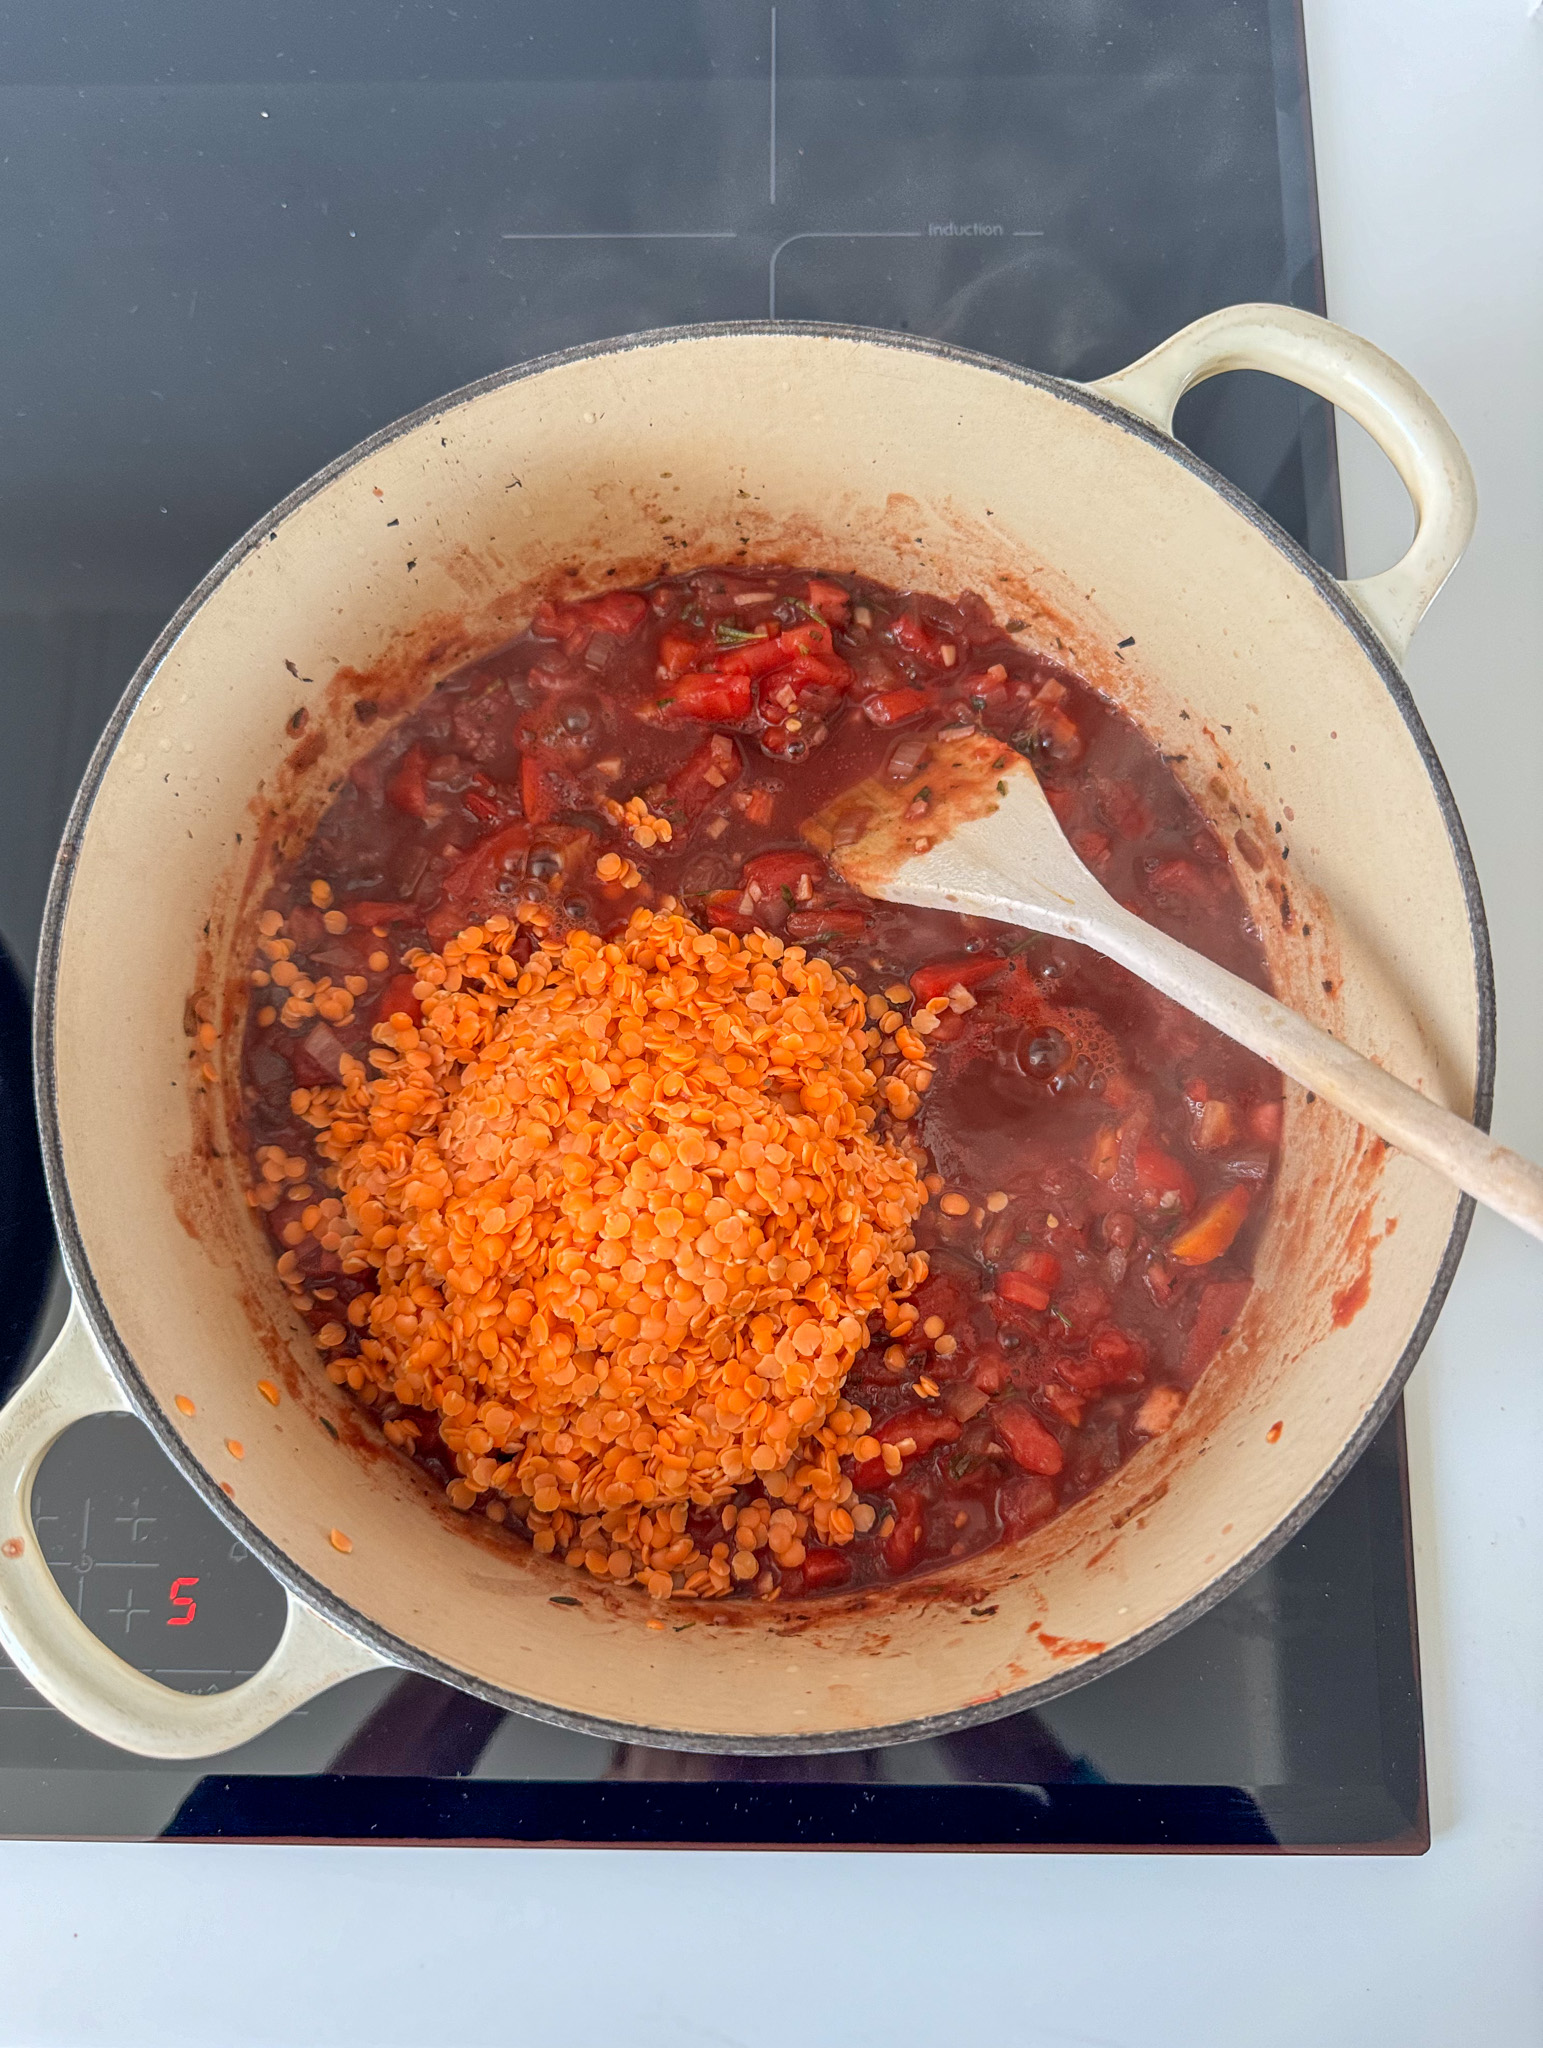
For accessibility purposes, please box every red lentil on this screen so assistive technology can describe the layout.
[289,906,926,1596]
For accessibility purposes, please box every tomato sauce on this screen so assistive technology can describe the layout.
[239,566,1280,1596]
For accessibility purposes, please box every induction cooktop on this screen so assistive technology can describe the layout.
[0,0,1425,1850]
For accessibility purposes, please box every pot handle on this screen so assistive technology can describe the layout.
[0,1306,389,1758]
[1084,302,1477,663]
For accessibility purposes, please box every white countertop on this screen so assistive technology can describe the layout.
[3,4,1540,2042]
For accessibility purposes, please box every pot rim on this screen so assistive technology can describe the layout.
[31,318,1495,1755]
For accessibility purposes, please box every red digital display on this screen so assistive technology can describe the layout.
[166,1576,199,1627]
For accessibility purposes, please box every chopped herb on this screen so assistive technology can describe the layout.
[992,756,1007,771]
[1004,617,1026,632]
[1117,635,1136,649]
[780,884,796,908]
[916,786,932,803]
[969,695,987,713]
[682,606,705,627]
[714,622,762,647]
[548,1595,581,1608]
[792,598,825,624]
[319,1417,339,1440]
[996,780,1008,796]
[1050,1306,1074,1332]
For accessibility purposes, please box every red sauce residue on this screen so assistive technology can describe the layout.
[1331,1194,1397,1330]
[1,1537,24,1559]
[1037,1631,1107,1659]
[1331,1266,1372,1329]
[1265,1420,1283,1444]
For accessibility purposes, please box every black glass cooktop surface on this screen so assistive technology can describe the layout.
[0,0,1425,1849]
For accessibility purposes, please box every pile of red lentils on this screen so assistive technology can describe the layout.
[288,903,930,1599]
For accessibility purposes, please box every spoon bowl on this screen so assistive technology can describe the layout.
[808,731,1543,1243]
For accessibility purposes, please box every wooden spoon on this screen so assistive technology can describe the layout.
[805,731,1543,1243]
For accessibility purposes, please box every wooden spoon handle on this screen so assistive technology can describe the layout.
[1078,902,1543,1243]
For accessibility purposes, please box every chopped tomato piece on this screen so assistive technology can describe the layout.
[1015,1250,1061,1287]
[529,600,568,643]
[992,1402,1064,1476]
[699,889,758,934]
[520,753,567,825]
[891,612,945,662]
[660,671,753,722]
[785,907,869,939]
[1134,1145,1197,1212]
[343,899,419,928]
[805,577,850,623]
[439,823,532,909]
[657,628,705,680]
[385,742,431,819]
[970,1351,1008,1396]
[786,617,836,657]
[800,1547,852,1591]
[1169,1184,1251,1265]
[582,591,648,638]
[997,1272,1050,1312]
[910,1267,975,1331]
[740,849,826,902]
[882,1486,927,1574]
[666,733,741,814]
[853,1408,961,1491]
[716,631,789,678]
[532,590,647,655]
[373,971,422,1028]
[861,687,930,726]
[1042,1383,1085,1428]
[1058,1326,1147,1393]
[909,954,1009,1003]
[758,651,847,705]
[874,1409,961,1456]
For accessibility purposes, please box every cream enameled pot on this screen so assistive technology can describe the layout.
[0,305,1486,1756]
